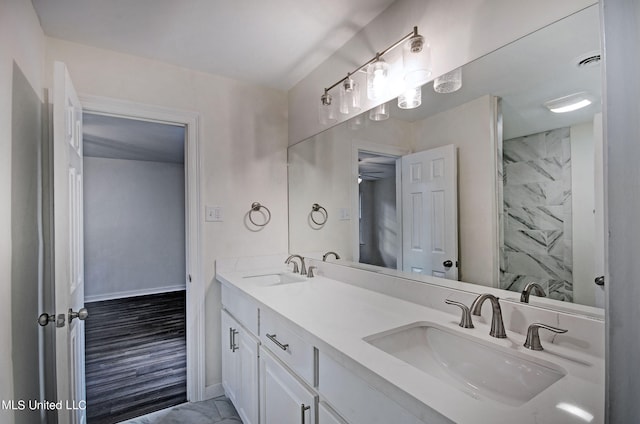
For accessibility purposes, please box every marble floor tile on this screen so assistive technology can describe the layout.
[118,396,241,424]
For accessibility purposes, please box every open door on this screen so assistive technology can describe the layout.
[52,61,87,424]
[401,145,458,279]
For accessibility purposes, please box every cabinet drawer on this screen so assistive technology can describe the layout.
[222,283,259,335]
[260,308,315,385]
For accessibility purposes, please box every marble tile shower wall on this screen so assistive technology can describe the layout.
[500,127,573,301]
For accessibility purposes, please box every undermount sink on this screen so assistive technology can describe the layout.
[242,272,306,286]
[364,322,566,406]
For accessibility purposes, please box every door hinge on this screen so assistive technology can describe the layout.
[188,274,192,283]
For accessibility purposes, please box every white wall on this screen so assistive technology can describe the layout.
[288,117,412,260]
[289,0,597,145]
[413,95,497,286]
[44,37,289,390]
[84,157,186,301]
[570,121,596,307]
[0,1,45,422]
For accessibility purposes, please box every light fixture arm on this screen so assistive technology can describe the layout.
[321,26,421,97]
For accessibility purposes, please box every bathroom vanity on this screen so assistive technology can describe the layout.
[216,255,604,424]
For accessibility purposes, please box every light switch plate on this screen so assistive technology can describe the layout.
[206,205,223,222]
[338,208,351,220]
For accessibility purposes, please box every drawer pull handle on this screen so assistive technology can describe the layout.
[300,403,310,424]
[266,333,289,351]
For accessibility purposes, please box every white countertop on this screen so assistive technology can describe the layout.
[216,266,604,424]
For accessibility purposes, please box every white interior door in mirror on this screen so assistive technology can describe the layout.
[402,145,458,280]
[53,61,86,424]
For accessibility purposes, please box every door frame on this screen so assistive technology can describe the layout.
[351,141,409,267]
[79,95,205,401]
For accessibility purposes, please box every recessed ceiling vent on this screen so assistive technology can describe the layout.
[576,52,601,68]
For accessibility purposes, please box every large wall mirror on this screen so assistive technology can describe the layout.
[288,5,603,312]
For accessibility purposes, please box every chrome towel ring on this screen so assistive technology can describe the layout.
[310,203,328,225]
[248,202,271,227]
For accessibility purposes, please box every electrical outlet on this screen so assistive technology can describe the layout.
[205,206,223,222]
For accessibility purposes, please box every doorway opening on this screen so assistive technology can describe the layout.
[357,151,401,269]
[82,112,187,423]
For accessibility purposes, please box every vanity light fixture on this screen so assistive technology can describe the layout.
[340,74,361,114]
[319,91,337,125]
[369,102,389,121]
[319,26,429,123]
[544,92,592,113]
[398,86,422,109]
[434,67,462,93]
[367,56,389,101]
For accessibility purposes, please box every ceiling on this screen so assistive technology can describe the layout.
[31,0,396,90]
[83,113,185,163]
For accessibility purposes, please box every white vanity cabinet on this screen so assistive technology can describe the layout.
[260,346,317,424]
[221,309,260,424]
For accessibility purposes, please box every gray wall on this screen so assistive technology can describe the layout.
[11,62,42,424]
[359,177,398,269]
[84,157,186,301]
[602,0,640,422]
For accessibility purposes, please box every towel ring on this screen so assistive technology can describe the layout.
[248,202,271,227]
[310,203,328,225]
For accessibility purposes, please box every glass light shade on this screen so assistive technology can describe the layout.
[367,59,389,100]
[339,77,361,115]
[434,68,462,93]
[368,102,389,121]
[398,86,422,109]
[318,93,337,125]
[403,35,432,85]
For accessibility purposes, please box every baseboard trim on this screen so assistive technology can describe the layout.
[85,285,186,303]
[203,383,225,400]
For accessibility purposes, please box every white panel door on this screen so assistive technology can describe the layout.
[53,61,87,424]
[401,145,458,279]
[260,347,316,424]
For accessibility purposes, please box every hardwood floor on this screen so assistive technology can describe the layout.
[84,291,186,424]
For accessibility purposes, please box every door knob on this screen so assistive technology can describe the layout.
[68,308,89,323]
[443,260,453,268]
[594,276,605,286]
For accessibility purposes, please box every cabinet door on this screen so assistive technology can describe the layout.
[237,329,259,424]
[260,346,316,424]
[319,402,348,424]
[221,310,240,405]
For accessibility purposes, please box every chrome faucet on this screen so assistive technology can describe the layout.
[285,254,307,276]
[322,251,341,261]
[471,294,507,338]
[524,323,567,350]
[520,282,547,303]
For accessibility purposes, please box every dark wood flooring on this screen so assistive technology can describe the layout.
[84,291,187,424]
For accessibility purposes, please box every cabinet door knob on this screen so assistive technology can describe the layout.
[443,260,453,268]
